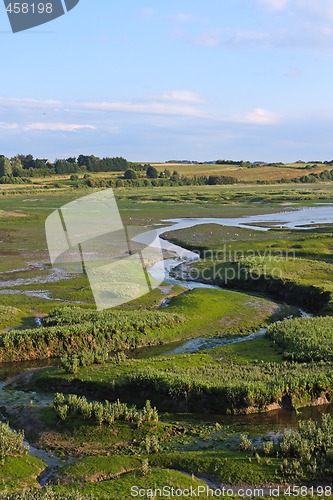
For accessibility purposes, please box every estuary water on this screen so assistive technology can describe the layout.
[134,203,333,285]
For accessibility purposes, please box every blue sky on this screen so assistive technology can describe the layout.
[1,0,333,162]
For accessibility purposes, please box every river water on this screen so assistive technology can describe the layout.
[134,203,333,285]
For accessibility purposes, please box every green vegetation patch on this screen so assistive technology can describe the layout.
[53,393,159,427]
[0,423,25,460]
[166,288,278,336]
[53,468,209,499]
[57,454,142,483]
[0,455,45,493]
[58,449,281,487]
[209,336,284,364]
[0,306,20,329]
[267,316,333,361]
[280,414,333,482]
[0,310,185,362]
[30,354,333,414]
[149,450,281,486]
[0,286,279,363]
[189,257,333,314]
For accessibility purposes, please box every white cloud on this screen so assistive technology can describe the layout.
[80,100,207,118]
[193,30,270,48]
[0,94,208,120]
[233,31,270,44]
[171,13,193,23]
[0,97,61,109]
[231,108,280,125]
[0,96,281,134]
[294,0,333,20]
[284,66,301,78]
[0,122,18,129]
[157,91,204,104]
[257,0,289,11]
[24,123,95,132]
[141,7,155,18]
[258,0,333,21]
[193,31,223,47]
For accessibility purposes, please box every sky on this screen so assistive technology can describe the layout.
[1,0,333,162]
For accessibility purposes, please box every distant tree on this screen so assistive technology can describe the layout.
[77,154,88,168]
[170,170,180,181]
[66,157,77,164]
[11,156,23,177]
[21,154,35,169]
[124,169,138,180]
[54,159,79,174]
[146,166,158,178]
[35,159,48,169]
[208,175,237,185]
[77,155,99,171]
[0,156,12,177]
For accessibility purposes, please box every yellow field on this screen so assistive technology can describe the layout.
[151,162,330,182]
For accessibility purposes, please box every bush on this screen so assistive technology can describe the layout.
[239,433,252,451]
[0,488,94,499]
[267,316,333,362]
[279,414,333,481]
[0,308,185,362]
[146,166,158,178]
[124,169,138,180]
[262,440,274,455]
[53,394,159,427]
[0,423,25,460]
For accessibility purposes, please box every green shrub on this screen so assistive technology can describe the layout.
[0,423,25,460]
[53,394,158,427]
[0,308,185,362]
[279,414,333,481]
[267,316,333,361]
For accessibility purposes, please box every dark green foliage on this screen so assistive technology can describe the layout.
[39,357,333,414]
[0,423,25,460]
[293,168,333,184]
[267,316,333,361]
[146,166,158,178]
[0,156,12,178]
[0,489,93,499]
[54,160,79,175]
[0,308,185,362]
[122,361,333,413]
[207,175,238,185]
[77,155,128,172]
[53,393,158,426]
[60,348,109,374]
[43,306,183,327]
[280,414,333,481]
[124,169,137,180]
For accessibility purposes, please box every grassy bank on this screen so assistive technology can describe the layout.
[26,351,333,414]
[0,289,279,362]
[165,226,333,314]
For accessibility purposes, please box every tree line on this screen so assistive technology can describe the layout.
[2,153,333,186]
[0,153,130,182]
